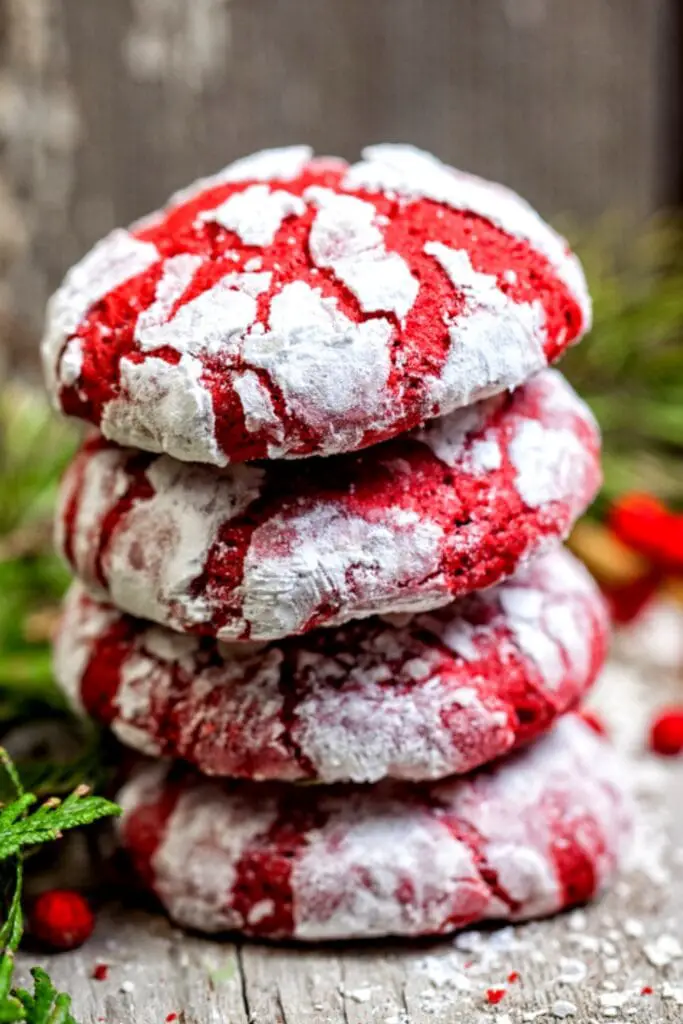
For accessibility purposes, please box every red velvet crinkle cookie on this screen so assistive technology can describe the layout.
[56,369,601,642]
[42,144,591,466]
[116,715,631,940]
[55,549,608,783]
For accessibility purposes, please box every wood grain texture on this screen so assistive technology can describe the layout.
[14,634,683,1024]
[0,0,675,376]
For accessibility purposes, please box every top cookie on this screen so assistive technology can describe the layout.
[42,145,591,465]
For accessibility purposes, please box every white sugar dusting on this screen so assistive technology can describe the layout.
[152,783,280,934]
[43,229,158,390]
[54,548,604,785]
[117,716,630,941]
[293,802,482,940]
[436,547,602,691]
[240,504,446,640]
[294,670,491,783]
[59,337,83,386]
[55,445,131,584]
[423,241,547,410]
[103,455,264,630]
[306,186,419,320]
[199,184,305,246]
[52,586,119,714]
[134,253,202,348]
[101,353,224,465]
[232,368,284,440]
[415,398,494,467]
[469,437,502,473]
[169,145,313,205]
[345,144,591,327]
[242,281,394,452]
[134,273,263,357]
[510,418,590,510]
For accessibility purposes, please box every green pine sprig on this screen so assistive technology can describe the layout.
[0,786,118,863]
[0,747,120,1024]
[2,966,78,1024]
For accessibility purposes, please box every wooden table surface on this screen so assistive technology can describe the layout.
[15,617,683,1024]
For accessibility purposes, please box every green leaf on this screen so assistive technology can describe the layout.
[0,793,120,862]
[9,969,77,1024]
[0,747,118,1024]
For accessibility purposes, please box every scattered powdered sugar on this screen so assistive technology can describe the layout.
[551,999,578,1018]
[557,957,589,984]
[643,935,682,968]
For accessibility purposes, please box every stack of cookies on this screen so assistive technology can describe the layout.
[43,145,631,941]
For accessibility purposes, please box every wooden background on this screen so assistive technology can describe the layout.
[0,0,678,376]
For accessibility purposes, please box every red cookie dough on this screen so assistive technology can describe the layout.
[116,715,631,940]
[56,369,601,642]
[42,144,591,466]
[55,548,609,783]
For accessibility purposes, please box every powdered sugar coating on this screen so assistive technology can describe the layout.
[42,230,159,393]
[116,716,631,939]
[43,145,591,465]
[345,144,591,328]
[56,370,601,642]
[199,185,306,247]
[55,548,609,783]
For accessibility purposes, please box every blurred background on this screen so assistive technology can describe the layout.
[1,0,683,717]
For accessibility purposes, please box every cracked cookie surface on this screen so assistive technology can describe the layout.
[56,370,601,642]
[55,548,608,783]
[43,144,590,465]
[116,716,631,940]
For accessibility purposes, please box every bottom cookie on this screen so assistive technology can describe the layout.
[117,716,631,940]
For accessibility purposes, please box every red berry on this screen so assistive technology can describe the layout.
[641,986,653,996]
[507,971,520,983]
[580,709,608,737]
[30,890,94,951]
[610,493,683,571]
[92,963,109,981]
[649,707,683,757]
[486,988,507,1005]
